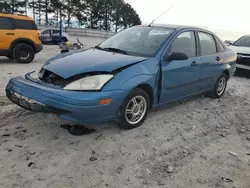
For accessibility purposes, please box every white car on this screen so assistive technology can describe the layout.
[228,35,250,71]
[40,29,70,44]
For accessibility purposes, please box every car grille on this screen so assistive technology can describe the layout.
[237,53,250,66]
[6,90,68,114]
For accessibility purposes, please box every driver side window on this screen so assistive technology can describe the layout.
[171,31,196,58]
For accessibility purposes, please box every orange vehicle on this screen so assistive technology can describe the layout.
[0,13,43,63]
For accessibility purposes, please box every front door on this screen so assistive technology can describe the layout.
[160,31,201,103]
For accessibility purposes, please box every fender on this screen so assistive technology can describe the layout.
[120,74,158,106]
[219,64,231,76]
[10,38,36,51]
[121,74,155,91]
[222,63,232,70]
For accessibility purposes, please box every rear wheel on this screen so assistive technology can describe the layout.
[13,43,35,64]
[212,73,228,98]
[118,88,150,129]
[57,37,67,45]
[62,37,67,42]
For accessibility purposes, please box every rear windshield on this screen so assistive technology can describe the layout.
[0,16,37,30]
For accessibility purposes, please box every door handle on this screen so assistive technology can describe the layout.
[6,33,15,35]
[215,56,221,61]
[191,61,198,66]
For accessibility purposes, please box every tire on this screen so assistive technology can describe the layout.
[56,38,67,45]
[13,43,35,64]
[62,37,67,42]
[6,54,14,59]
[212,73,228,98]
[118,88,150,129]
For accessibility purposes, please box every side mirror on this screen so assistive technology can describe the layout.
[164,52,189,61]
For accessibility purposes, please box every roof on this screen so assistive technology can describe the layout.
[140,23,208,30]
[0,13,33,21]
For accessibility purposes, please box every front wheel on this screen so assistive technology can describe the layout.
[118,88,150,129]
[212,73,228,98]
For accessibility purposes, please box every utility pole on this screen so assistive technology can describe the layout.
[33,0,35,21]
[45,0,48,25]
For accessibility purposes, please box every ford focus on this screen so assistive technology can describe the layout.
[6,24,237,129]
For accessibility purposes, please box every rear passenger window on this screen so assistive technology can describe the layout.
[0,17,14,29]
[12,19,38,30]
[171,31,196,58]
[198,32,217,55]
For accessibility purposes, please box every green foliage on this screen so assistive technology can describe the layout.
[0,0,27,14]
[0,0,141,31]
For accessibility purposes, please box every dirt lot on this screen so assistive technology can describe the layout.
[0,43,250,188]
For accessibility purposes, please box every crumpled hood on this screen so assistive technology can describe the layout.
[43,48,148,79]
[229,45,250,54]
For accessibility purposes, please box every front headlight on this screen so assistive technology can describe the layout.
[64,74,114,91]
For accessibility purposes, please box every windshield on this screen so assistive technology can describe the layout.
[98,26,174,57]
[233,35,250,47]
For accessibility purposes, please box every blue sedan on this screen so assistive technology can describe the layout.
[5,24,237,129]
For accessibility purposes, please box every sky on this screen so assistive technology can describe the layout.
[125,0,250,33]
[27,0,250,40]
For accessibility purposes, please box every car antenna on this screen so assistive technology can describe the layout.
[148,5,174,27]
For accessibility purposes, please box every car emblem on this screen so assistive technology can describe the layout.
[237,54,242,59]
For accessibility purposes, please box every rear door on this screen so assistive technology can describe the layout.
[0,17,15,50]
[12,18,40,45]
[160,30,201,103]
[197,31,225,90]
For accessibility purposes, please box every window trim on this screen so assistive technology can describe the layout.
[170,30,198,58]
[196,31,218,56]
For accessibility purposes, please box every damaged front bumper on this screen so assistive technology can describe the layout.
[6,90,67,113]
[5,72,128,124]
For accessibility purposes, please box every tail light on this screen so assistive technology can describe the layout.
[38,31,41,41]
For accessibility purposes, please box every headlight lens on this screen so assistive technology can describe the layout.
[64,74,113,91]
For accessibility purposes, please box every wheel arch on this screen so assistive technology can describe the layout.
[61,36,68,41]
[120,74,156,109]
[137,84,154,108]
[223,69,229,80]
[10,38,36,52]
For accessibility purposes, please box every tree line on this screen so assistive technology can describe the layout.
[0,0,141,32]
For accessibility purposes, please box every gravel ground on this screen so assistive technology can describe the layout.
[0,41,250,188]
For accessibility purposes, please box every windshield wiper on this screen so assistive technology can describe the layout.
[94,45,103,50]
[103,47,128,54]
